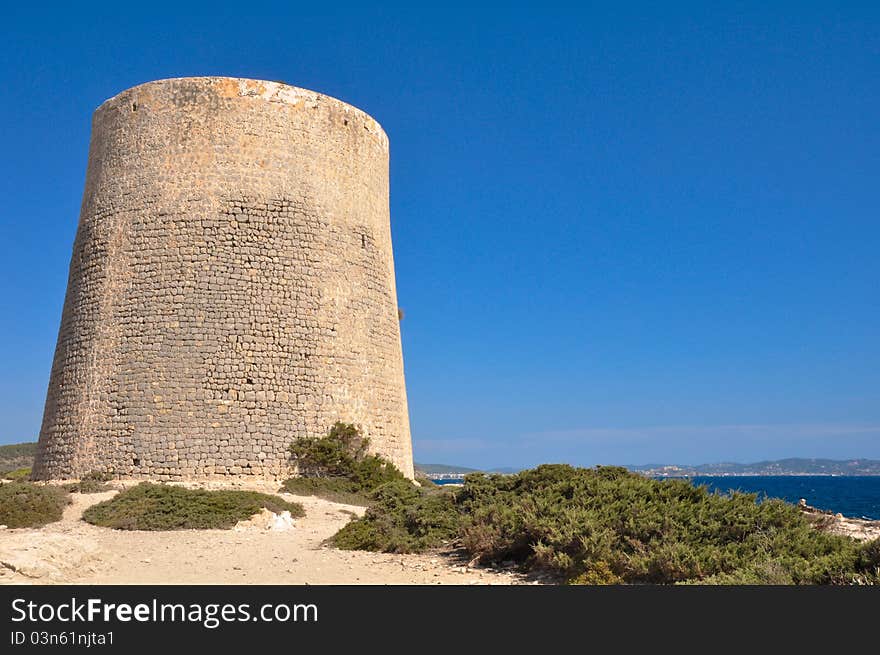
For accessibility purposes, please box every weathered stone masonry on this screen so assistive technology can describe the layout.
[33,77,414,480]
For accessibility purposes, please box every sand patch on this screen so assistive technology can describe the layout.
[0,481,525,585]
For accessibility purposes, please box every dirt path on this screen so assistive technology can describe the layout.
[0,481,528,585]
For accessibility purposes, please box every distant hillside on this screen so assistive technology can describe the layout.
[633,458,880,477]
[0,442,37,474]
[415,463,521,477]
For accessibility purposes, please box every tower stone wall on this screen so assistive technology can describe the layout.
[33,77,414,480]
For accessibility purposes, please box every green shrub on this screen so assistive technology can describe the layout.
[282,422,408,503]
[82,483,305,530]
[332,479,459,553]
[63,471,113,494]
[332,463,880,585]
[0,481,69,528]
[288,422,368,477]
[2,467,32,482]
[280,477,372,506]
[691,559,795,585]
[287,427,880,585]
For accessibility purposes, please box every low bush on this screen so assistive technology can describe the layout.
[333,479,460,553]
[282,422,408,504]
[0,481,69,528]
[284,426,879,584]
[63,471,113,494]
[2,467,32,482]
[280,477,373,506]
[333,463,880,585]
[82,483,304,530]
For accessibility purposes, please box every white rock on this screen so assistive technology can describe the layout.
[267,511,296,531]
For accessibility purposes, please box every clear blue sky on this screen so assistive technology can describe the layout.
[1,2,877,468]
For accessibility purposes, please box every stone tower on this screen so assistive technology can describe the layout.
[33,77,414,480]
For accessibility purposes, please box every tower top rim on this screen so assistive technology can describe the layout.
[95,76,388,148]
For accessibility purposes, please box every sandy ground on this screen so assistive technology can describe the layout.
[0,481,529,586]
[3,482,876,586]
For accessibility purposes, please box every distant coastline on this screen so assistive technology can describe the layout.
[644,473,880,478]
[415,457,880,480]
[5,447,879,480]
[631,458,880,478]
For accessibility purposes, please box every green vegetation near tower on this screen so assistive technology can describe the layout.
[297,426,880,585]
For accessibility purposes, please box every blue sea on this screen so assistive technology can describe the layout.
[689,476,880,521]
[436,475,880,520]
